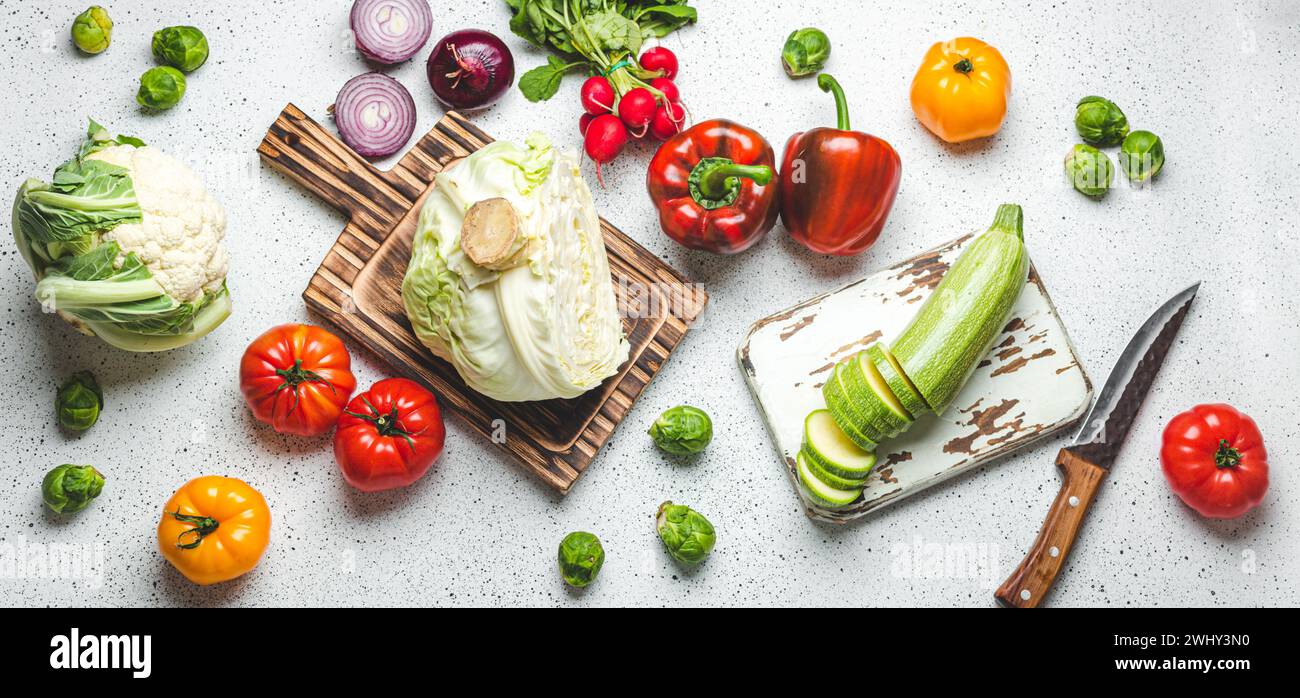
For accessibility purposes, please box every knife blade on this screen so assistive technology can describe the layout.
[995,283,1199,608]
[1068,282,1200,468]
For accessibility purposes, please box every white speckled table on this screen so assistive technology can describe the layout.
[1,0,1296,607]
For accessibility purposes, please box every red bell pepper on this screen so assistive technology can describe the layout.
[646,119,779,254]
[1160,403,1269,519]
[779,74,902,256]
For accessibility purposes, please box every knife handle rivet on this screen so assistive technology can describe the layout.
[1020,589,1031,601]
[1068,496,1080,507]
[1049,546,1060,558]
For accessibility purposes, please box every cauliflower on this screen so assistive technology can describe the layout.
[13,120,232,352]
[87,145,227,303]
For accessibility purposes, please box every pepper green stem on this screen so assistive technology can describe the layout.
[953,57,974,74]
[700,164,772,197]
[989,203,1024,241]
[1214,439,1242,469]
[817,73,850,130]
[687,157,772,210]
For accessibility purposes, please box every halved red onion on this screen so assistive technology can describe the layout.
[350,0,432,64]
[333,73,417,158]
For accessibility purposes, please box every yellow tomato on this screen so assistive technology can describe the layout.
[910,37,1012,143]
[158,476,271,585]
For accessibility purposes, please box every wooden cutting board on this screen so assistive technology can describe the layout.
[738,233,1092,523]
[258,105,707,494]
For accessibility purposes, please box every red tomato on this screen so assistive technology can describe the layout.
[240,324,356,437]
[334,378,445,492]
[1160,404,1269,519]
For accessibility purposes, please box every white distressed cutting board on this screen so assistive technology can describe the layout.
[738,234,1093,524]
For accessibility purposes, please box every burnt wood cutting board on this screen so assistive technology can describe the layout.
[739,233,1092,523]
[258,105,707,493]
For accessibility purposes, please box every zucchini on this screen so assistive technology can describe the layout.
[835,361,902,440]
[842,351,913,434]
[803,410,877,479]
[797,450,861,509]
[891,204,1029,415]
[802,445,869,490]
[822,363,885,448]
[867,343,930,417]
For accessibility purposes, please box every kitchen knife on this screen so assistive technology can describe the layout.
[994,283,1200,608]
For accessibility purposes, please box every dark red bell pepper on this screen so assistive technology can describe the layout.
[780,74,902,256]
[646,119,779,254]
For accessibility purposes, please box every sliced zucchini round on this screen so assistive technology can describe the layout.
[867,342,930,418]
[821,364,883,449]
[797,450,862,510]
[835,361,901,440]
[803,410,876,479]
[802,444,869,490]
[842,352,911,436]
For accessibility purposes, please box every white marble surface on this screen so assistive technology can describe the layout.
[0,0,1295,607]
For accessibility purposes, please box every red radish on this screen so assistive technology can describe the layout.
[580,76,615,115]
[584,114,627,186]
[617,87,656,138]
[648,101,685,141]
[579,112,596,136]
[670,99,688,126]
[648,77,680,104]
[639,46,678,79]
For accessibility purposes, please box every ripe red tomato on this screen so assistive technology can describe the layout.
[240,324,356,437]
[334,378,445,492]
[1160,404,1269,519]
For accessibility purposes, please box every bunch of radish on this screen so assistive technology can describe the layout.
[579,47,687,184]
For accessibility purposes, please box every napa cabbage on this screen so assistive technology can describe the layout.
[401,133,629,402]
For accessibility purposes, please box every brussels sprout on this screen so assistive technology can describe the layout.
[42,465,105,514]
[152,26,209,73]
[137,66,187,110]
[1064,144,1114,197]
[557,531,605,588]
[649,405,713,455]
[782,28,831,78]
[1074,96,1129,147]
[1119,130,1165,183]
[71,6,112,55]
[656,501,715,565]
[56,371,102,431]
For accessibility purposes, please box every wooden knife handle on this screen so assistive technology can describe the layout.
[995,448,1108,608]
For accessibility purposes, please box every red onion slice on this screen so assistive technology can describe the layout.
[350,0,432,64]
[333,73,417,158]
